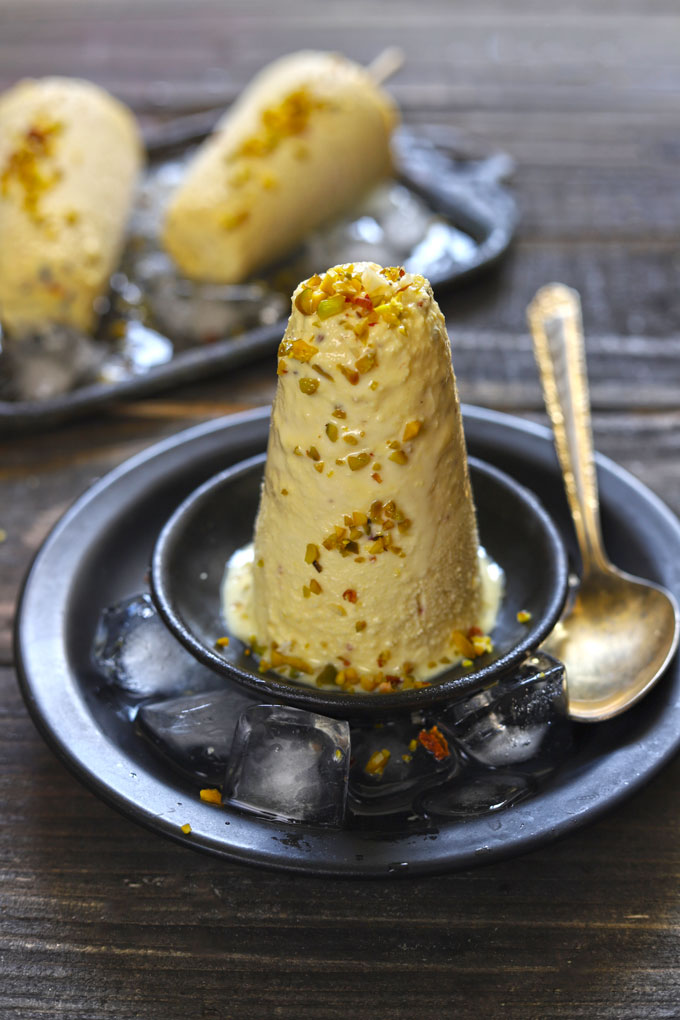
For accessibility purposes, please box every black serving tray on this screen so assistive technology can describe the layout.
[0,125,517,433]
[15,406,680,876]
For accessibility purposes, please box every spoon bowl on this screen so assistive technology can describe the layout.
[528,284,680,721]
[544,569,679,721]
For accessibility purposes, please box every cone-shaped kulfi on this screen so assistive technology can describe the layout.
[0,77,142,335]
[162,52,397,284]
[225,263,502,693]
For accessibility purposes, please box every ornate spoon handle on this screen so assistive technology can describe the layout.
[527,283,609,577]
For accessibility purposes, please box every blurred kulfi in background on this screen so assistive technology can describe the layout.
[0,77,142,336]
[162,51,398,285]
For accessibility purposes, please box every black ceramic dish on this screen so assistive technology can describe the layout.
[151,453,568,718]
[0,126,517,433]
[15,407,680,875]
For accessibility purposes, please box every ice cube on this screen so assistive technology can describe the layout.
[99,320,173,383]
[125,248,286,346]
[445,652,572,768]
[369,182,437,253]
[92,594,222,700]
[0,323,105,400]
[126,155,189,243]
[300,182,434,274]
[349,715,459,818]
[138,685,257,780]
[405,222,478,277]
[418,771,531,818]
[224,705,350,826]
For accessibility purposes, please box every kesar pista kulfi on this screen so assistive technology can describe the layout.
[162,51,397,285]
[225,262,504,694]
[0,77,142,335]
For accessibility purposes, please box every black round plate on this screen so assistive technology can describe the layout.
[15,406,680,876]
[151,454,567,717]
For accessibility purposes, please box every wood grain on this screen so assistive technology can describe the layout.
[1,1,679,1016]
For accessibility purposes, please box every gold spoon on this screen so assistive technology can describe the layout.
[527,283,679,721]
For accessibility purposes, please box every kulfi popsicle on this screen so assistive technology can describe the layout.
[225,262,503,694]
[162,52,397,285]
[0,77,142,335]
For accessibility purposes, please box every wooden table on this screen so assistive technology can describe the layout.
[1,2,679,1016]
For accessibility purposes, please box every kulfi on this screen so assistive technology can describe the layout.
[162,52,397,284]
[0,77,142,335]
[225,262,503,693]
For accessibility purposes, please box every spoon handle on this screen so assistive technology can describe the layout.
[527,283,609,576]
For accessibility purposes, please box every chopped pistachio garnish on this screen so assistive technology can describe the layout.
[305,543,320,563]
[200,788,222,805]
[471,634,493,655]
[230,86,327,163]
[325,422,338,442]
[517,610,532,623]
[317,294,346,319]
[309,579,322,595]
[403,420,423,441]
[338,365,360,385]
[332,407,347,419]
[388,450,408,465]
[342,434,359,445]
[299,377,319,395]
[294,287,318,315]
[312,362,333,379]
[315,663,338,687]
[221,209,250,231]
[356,350,377,374]
[347,452,370,471]
[365,749,391,776]
[270,648,312,673]
[1,120,64,223]
[288,338,319,362]
[306,446,320,461]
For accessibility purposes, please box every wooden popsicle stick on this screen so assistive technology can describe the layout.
[366,47,405,85]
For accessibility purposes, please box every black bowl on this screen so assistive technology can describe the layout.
[151,453,568,718]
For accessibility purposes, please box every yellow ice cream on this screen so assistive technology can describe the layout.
[0,77,142,335]
[162,51,396,284]
[225,262,502,694]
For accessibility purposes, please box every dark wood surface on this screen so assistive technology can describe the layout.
[1,2,679,1017]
